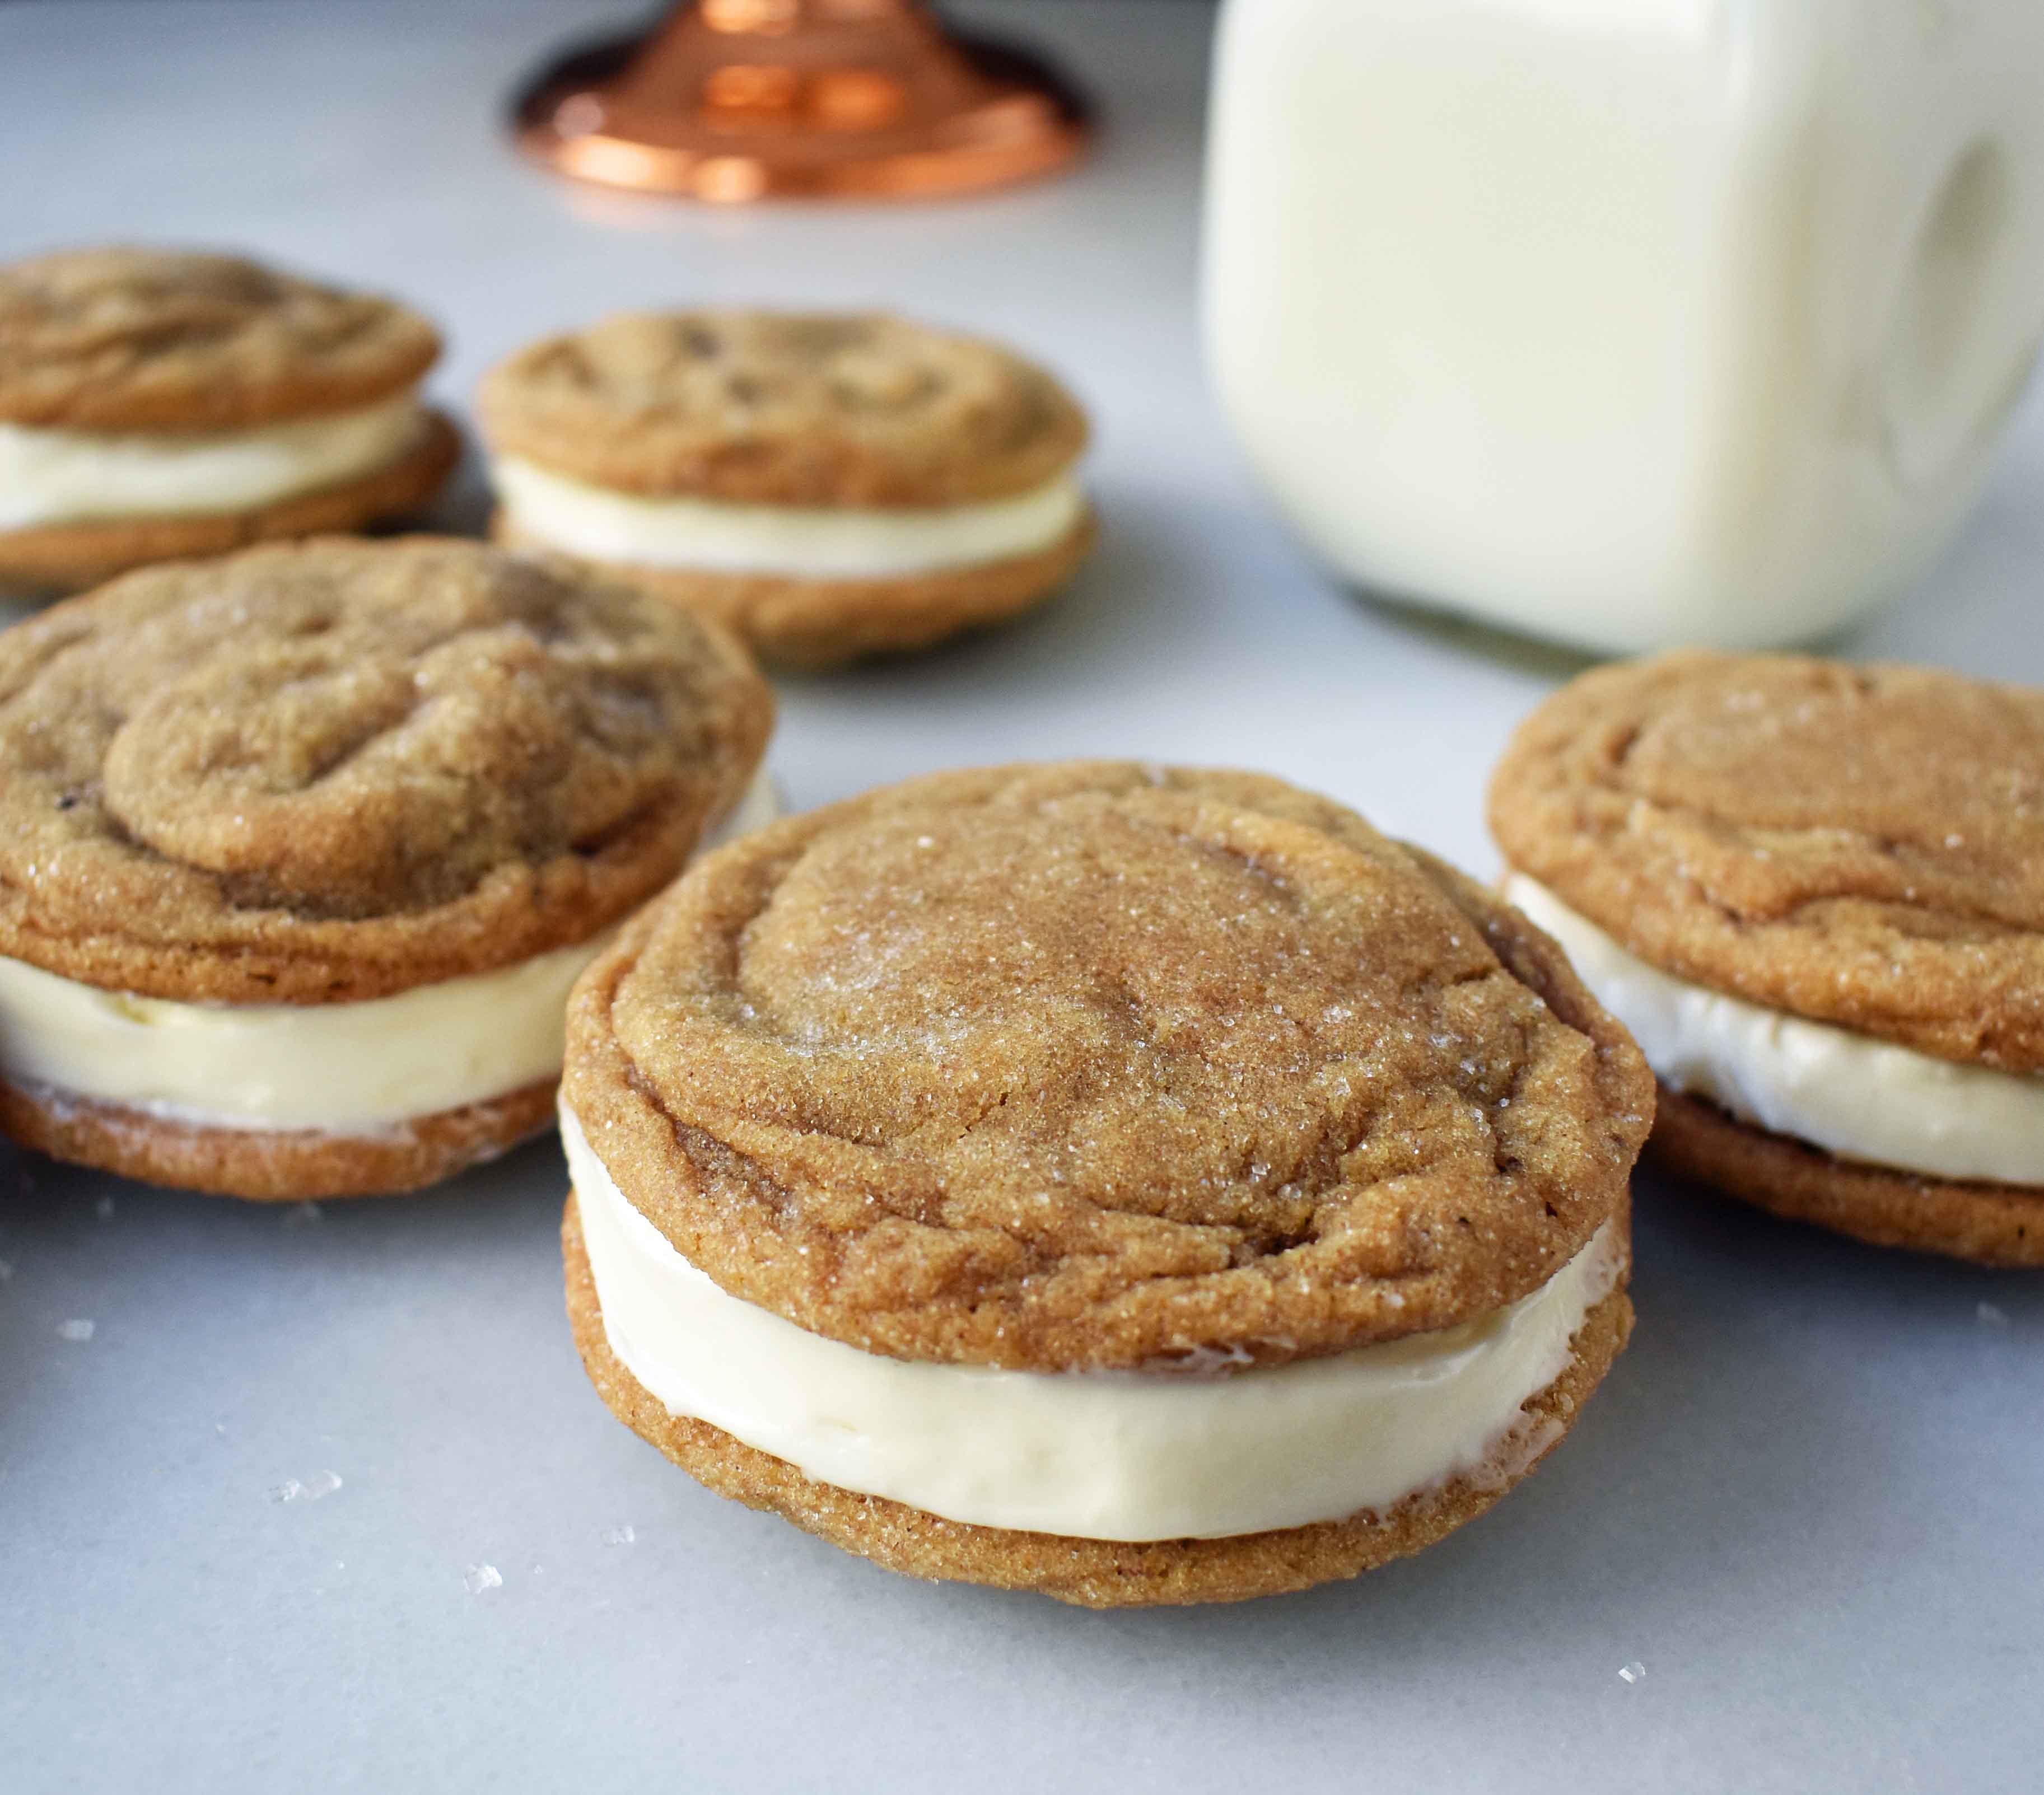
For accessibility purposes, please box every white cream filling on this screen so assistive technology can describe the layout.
[493,456,1086,579]
[0,391,425,530]
[1506,873,2044,1187]
[566,1106,1623,1542]
[0,768,780,1136]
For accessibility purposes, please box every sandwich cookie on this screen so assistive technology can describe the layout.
[0,247,459,594]
[1491,650,2044,1265]
[481,310,1095,667]
[0,536,773,1199]
[562,763,1651,1605]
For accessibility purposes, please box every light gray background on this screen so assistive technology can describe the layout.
[1,5,2039,1791]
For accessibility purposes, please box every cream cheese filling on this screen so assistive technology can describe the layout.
[0,768,780,1137]
[1505,873,2044,1187]
[0,391,426,530]
[566,1105,1623,1543]
[492,456,1086,579]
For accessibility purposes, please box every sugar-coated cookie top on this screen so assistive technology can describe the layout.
[479,309,1088,507]
[1491,649,2044,1072]
[565,762,1650,1372]
[0,247,441,432]
[0,537,773,1003]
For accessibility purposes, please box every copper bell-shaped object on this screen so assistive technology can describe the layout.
[512,0,1090,202]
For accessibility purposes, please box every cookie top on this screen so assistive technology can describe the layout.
[0,537,773,1004]
[564,763,1650,1373]
[0,247,441,432]
[1491,650,2044,1073]
[478,309,1088,507]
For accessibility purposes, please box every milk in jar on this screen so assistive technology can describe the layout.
[1203,0,2044,652]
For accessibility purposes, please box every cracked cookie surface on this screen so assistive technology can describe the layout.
[1490,650,2044,1073]
[563,762,1651,1373]
[0,246,441,431]
[479,309,1087,506]
[0,536,772,1003]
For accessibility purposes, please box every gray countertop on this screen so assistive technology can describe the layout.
[1,5,2038,1791]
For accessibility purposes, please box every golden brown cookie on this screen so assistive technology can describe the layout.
[494,504,1097,670]
[0,536,773,1198]
[1491,650,2044,1068]
[1490,649,2044,1263]
[479,309,1094,664]
[0,247,455,593]
[0,247,440,429]
[561,762,1651,1601]
[479,310,1086,507]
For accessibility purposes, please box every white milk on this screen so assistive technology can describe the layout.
[1203,0,2044,652]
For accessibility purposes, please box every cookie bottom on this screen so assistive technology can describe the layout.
[0,409,462,596]
[1651,1086,2044,1266]
[563,1193,1632,1607]
[494,506,1097,669]
[0,1073,556,1200]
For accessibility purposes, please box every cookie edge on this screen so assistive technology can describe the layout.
[563,1191,1633,1607]
[0,1072,557,1200]
[493,504,1097,667]
[1650,1085,2044,1267]
[0,407,461,595]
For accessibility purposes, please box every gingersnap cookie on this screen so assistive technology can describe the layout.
[0,535,774,1200]
[0,247,458,595]
[479,310,1094,667]
[561,762,1651,1605]
[1491,649,2044,1266]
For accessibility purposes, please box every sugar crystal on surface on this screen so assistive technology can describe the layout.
[272,1469,343,1502]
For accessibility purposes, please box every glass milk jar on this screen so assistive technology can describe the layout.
[1203,0,2044,653]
